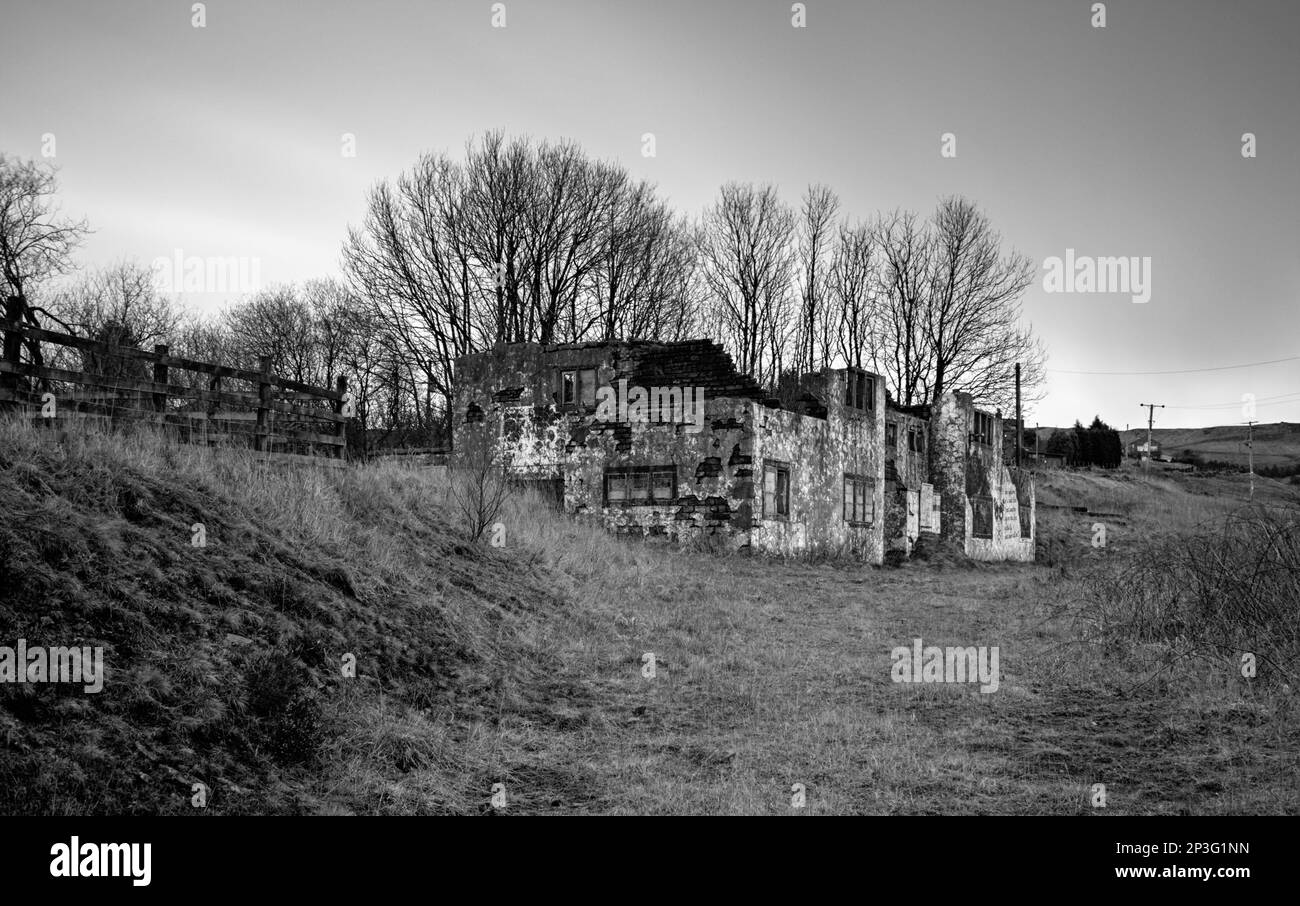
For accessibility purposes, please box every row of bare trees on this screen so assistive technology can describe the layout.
[698,183,1045,411]
[342,134,1044,419]
[3,135,1045,444]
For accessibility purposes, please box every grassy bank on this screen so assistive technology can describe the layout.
[2,421,1297,814]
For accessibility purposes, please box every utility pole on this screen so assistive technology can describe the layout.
[1138,403,1164,471]
[1014,363,1023,469]
[1244,420,1257,500]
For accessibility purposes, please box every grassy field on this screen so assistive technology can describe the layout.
[2,421,1298,815]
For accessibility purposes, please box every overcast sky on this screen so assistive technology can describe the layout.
[1,0,1296,428]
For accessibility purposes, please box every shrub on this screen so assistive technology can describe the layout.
[1083,504,1300,686]
[447,430,511,542]
[244,649,326,767]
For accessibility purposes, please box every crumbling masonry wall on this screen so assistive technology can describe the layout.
[931,392,1034,562]
[884,409,936,556]
[748,372,884,562]
[453,341,1030,565]
[453,343,887,562]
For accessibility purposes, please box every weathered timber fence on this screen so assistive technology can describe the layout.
[0,297,351,467]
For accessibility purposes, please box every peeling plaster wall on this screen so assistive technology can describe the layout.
[965,462,1035,561]
[452,342,617,479]
[747,370,884,562]
[932,393,972,550]
[565,394,758,550]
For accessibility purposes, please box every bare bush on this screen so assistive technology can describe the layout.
[448,432,511,543]
[1083,505,1300,687]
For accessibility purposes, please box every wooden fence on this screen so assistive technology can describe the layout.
[0,297,350,467]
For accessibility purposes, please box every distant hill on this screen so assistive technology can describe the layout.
[1028,422,1300,469]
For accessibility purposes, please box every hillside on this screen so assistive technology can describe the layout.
[1033,421,1300,469]
[1118,422,1300,469]
[2,421,1297,815]
[0,422,587,814]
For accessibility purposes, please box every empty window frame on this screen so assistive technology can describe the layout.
[1017,504,1032,537]
[908,425,926,454]
[886,422,898,448]
[558,368,597,409]
[763,460,790,519]
[843,369,874,412]
[971,411,996,446]
[604,466,676,506]
[843,474,875,524]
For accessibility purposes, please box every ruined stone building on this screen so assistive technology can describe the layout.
[453,339,1035,564]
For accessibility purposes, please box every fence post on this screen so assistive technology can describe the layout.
[255,355,271,452]
[334,375,348,460]
[1,296,24,399]
[152,344,169,420]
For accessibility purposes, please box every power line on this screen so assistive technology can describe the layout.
[1048,354,1300,376]
[1164,392,1300,410]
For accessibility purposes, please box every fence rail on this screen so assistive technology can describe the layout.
[0,297,351,466]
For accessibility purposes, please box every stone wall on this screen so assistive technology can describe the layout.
[931,392,972,550]
[929,391,1035,562]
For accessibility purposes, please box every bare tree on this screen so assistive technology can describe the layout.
[171,311,236,399]
[871,210,932,406]
[625,214,706,342]
[43,261,182,386]
[700,182,795,388]
[828,220,879,370]
[865,200,1041,412]
[0,154,89,309]
[792,184,839,374]
[448,428,511,543]
[460,132,533,346]
[174,312,234,364]
[226,285,318,383]
[302,277,364,388]
[48,261,180,346]
[344,151,479,435]
[526,143,621,344]
[345,132,698,434]
[589,185,701,342]
[923,196,1042,412]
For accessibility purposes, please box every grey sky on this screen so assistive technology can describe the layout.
[1,0,1296,428]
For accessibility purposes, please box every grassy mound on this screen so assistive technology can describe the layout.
[0,421,583,814]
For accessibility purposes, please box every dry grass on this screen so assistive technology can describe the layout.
[2,419,1297,814]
